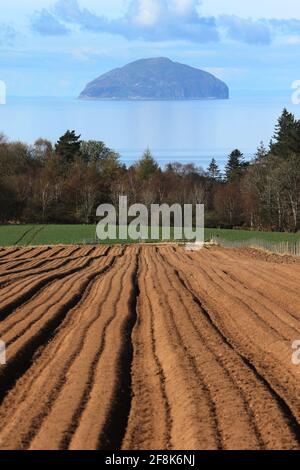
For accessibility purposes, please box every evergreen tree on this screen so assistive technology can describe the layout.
[55,130,81,164]
[135,149,160,181]
[225,149,246,182]
[254,142,269,162]
[207,158,221,180]
[271,108,300,156]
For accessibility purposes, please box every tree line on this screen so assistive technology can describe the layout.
[0,108,299,232]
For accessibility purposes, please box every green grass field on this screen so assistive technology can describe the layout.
[206,228,300,243]
[0,224,300,247]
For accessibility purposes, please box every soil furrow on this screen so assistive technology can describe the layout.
[0,244,299,450]
[0,258,123,448]
[0,248,112,320]
[0,255,120,415]
[122,250,172,450]
[163,247,300,441]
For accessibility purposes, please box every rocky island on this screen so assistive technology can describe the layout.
[79,57,229,101]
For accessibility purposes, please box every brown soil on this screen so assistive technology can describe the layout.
[0,244,299,450]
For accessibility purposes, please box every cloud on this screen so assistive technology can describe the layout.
[53,0,108,31]
[219,15,271,45]
[269,18,300,34]
[169,0,197,17]
[31,9,70,36]
[129,0,163,27]
[0,23,16,45]
[30,0,300,46]
[113,0,219,42]
[34,0,219,43]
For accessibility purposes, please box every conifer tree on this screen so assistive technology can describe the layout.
[207,158,221,180]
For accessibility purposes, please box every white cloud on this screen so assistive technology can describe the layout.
[168,0,198,16]
[29,0,300,46]
[43,0,219,42]
[31,8,70,35]
[131,0,162,26]
[218,15,271,45]
[201,0,300,20]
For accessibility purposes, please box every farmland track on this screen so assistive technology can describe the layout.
[0,244,299,450]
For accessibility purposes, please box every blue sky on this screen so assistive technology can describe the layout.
[1,0,300,96]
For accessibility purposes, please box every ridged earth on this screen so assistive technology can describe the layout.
[0,244,299,450]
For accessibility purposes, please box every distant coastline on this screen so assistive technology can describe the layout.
[78,96,230,101]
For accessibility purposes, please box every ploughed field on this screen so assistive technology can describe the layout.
[0,244,299,450]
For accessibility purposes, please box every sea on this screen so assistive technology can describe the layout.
[1,89,299,170]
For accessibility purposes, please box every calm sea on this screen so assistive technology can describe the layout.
[1,90,299,169]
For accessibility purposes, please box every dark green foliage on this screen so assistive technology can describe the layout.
[55,130,81,165]
[135,149,160,182]
[207,158,222,180]
[271,108,300,156]
[225,149,247,182]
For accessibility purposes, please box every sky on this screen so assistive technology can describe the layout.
[1,0,300,96]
